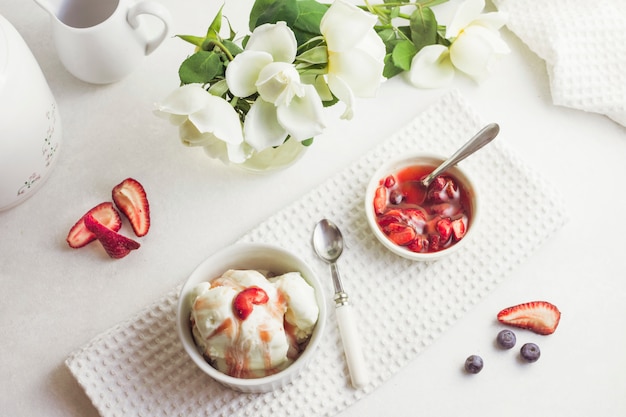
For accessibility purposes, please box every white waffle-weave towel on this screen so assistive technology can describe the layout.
[493,0,626,126]
[66,90,568,417]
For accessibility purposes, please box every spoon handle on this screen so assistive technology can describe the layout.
[334,292,369,388]
[421,123,500,187]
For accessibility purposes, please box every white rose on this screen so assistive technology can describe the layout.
[407,44,455,88]
[156,84,247,163]
[320,0,385,119]
[226,22,326,152]
[446,0,509,81]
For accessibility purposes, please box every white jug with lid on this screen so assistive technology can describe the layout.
[0,14,62,211]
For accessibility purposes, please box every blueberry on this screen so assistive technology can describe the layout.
[520,342,541,362]
[464,355,484,374]
[389,190,404,205]
[496,329,517,349]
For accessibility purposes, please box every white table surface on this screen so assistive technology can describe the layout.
[1,0,625,416]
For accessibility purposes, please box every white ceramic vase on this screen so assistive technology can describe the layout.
[231,138,308,173]
[0,14,62,211]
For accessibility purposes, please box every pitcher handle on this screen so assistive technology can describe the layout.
[127,1,172,55]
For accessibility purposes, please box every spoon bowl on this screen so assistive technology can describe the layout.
[313,219,344,266]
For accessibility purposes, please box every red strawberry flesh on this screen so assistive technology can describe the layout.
[66,202,122,248]
[373,185,387,215]
[233,287,269,320]
[497,301,561,335]
[112,178,150,237]
[84,213,140,259]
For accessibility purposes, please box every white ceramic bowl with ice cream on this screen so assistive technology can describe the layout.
[176,242,327,393]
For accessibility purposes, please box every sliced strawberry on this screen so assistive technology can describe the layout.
[383,175,396,188]
[451,217,467,241]
[377,209,404,228]
[66,202,122,248]
[497,301,561,335]
[428,233,441,251]
[407,234,428,253]
[436,218,452,242]
[84,213,140,259]
[385,222,416,246]
[112,178,150,237]
[427,176,459,203]
[373,185,387,215]
[233,287,269,320]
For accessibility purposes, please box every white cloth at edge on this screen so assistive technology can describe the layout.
[493,0,626,126]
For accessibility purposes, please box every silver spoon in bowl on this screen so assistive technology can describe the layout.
[312,219,369,389]
[420,123,500,188]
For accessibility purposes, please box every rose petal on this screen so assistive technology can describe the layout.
[474,11,508,31]
[246,22,297,63]
[203,140,250,164]
[327,31,385,98]
[276,84,326,141]
[156,84,212,116]
[326,74,355,120]
[226,142,251,163]
[178,120,212,147]
[446,0,485,39]
[226,50,273,98]
[321,0,378,53]
[243,98,289,151]
[450,25,510,80]
[256,62,304,106]
[187,95,243,145]
[203,141,230,163]
[407,44,455,88]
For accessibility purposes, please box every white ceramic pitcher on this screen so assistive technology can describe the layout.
[0,14,62,211]
[34,0,172,84]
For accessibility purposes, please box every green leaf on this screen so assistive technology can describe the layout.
[376,28,399,54]
[389,6,400,19]
[383,53,404,78]
[296,45,328,64]
[222,39,243,57]
[249,0,328,45]
[391,40,417,71]
[206,5,224,39]
[208,79,229,97]
[176,35,205,48]
[179,51,225,85]
[301,138,314,146]
[409,7,438,51]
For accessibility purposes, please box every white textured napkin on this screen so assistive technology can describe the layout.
[493,0,626,126]
[66,90,568,417]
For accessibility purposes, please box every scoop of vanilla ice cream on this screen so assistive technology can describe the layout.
[191,269,294,378]
[270,272,320,342]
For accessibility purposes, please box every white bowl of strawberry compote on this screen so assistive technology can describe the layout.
[365,153,480,261]
[176,242,327,393]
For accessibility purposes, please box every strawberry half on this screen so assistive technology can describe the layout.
[84,213,140,259]
[497,301,561,335]
[112,178,150,237]
[233,287,269,320]
[66,202,122,248]
[373,185,387,215]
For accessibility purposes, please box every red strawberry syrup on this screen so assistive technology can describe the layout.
[373,164,473,253]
